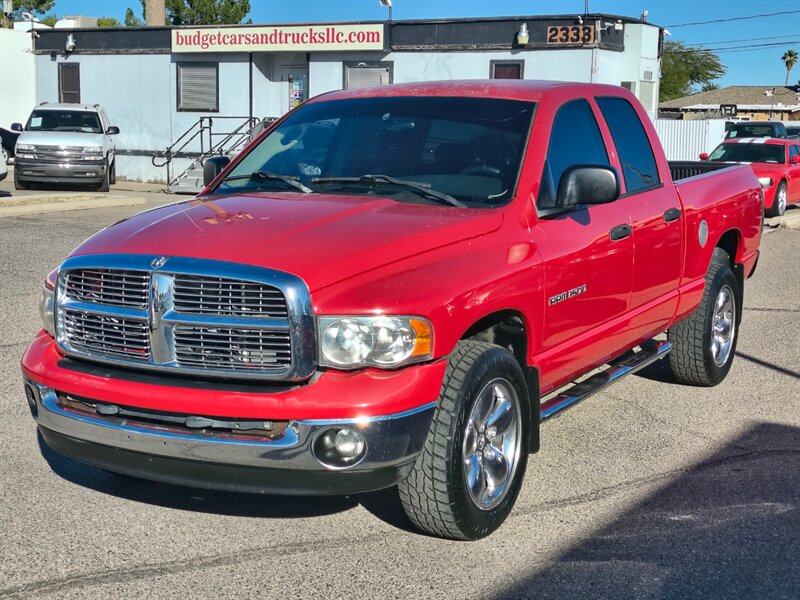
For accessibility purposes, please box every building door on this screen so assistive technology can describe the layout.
[282,67,308,109]
[58,63,80,103]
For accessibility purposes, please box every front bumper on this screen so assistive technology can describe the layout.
[14,158,106,184]
[23,334,444,495]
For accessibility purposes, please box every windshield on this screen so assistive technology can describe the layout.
[725,124,776,139]
[26,110,102,134]
[709,143,785,164]
[214,96,535,207]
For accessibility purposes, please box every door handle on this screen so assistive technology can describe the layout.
[664,207,682,222]
[609,224,632,241]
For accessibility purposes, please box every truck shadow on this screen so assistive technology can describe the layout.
[635,350,800,383]
[493,422,800,599]
[37,432,361,519]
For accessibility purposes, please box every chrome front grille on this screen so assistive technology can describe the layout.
[173,275,288,318]
[174,326,292,370]
[54,256,315,381]
[31,145,85,161]
[61,308,151,362]
[64,269,150,308]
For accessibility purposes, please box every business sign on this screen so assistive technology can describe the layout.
[172,24,385,53]
[720,104,738,117]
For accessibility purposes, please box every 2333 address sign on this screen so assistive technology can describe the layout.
[546,25,595,45]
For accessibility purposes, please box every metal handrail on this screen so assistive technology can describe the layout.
[156,116,278,192]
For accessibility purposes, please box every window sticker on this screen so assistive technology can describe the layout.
[30,117,42,127]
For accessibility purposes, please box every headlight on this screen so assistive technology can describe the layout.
[318,316,433,369]
[82,146,104,161]
[758,176,774,187]
[39,284,55,337]
[16,143,35,158]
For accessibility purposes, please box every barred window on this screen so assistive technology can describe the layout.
[177,63,219,112]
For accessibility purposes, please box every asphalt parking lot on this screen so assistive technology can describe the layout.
[0,196,798,599]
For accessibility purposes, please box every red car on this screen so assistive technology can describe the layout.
[703,137,800,217]
[23,81,762,540]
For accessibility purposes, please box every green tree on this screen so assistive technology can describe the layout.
[39,13,58,26]
[782,49,798,86]
[165,0,251,25]
[660,41,726,102]
[1,0,54,27]
[124,7,145,27]
[700,83,720,92]
[97,16,122,27]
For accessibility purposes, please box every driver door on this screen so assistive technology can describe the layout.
[532,98,634,391]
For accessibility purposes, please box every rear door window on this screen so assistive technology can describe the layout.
[597,97,660,194]
[537,99,609,209]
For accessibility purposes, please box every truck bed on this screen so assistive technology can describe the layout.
[668,161,731,182]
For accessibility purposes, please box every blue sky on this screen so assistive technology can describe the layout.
[41,0,800,87]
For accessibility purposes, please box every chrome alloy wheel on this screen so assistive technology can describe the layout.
[711,284,736,367]
[462,377,522,510]
[777,185,787,215]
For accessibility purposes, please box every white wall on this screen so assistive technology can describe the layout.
[0,29,36,128]
[653,119,726,161]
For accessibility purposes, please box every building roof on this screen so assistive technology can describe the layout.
[659,86,800,112]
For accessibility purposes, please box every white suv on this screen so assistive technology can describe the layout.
[12,103,118,191]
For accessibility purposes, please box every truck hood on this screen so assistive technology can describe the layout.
[17,131,105,148]
[71,192,503,291]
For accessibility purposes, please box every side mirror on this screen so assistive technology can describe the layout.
[106,126,120,135]
[699,153,709,161]
[11,123,23,132]
[791,155,800,164]
[203,155,231,187]
[556,165,620,208]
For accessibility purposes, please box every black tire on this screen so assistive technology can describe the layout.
[668,250,739,386]
[14,167,30,190]
[109,159,116,185]
[398,341,530,540]
[765,181,787,218]
[96,159,110,192]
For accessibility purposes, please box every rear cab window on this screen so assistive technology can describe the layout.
[596,97,660,194]
[537,99,610,211]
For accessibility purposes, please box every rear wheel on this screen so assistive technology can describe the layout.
[398,341,530,540]
[765,181,787,218]
[668,250,739,386]
[1,146,8,164]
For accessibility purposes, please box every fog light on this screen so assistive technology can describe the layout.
[313,427,367,469]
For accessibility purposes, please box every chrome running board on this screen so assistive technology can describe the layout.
[540,340,672,420]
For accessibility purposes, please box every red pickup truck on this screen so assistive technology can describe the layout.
[23,81,762,540]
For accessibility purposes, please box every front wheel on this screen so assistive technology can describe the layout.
[398,341,530,540]
[14,167,30,190]
[668,252,739,386]
[765,181,787,218]
[96,159,110,192]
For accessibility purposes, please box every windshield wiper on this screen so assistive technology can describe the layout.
[223,170,312,193]
[312,174,466,208]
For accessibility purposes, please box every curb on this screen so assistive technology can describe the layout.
[0,195,146,218]
[778,210,800,230]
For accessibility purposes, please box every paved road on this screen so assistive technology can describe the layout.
[0,204,798,599]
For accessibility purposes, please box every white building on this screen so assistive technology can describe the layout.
[25,14,663,183]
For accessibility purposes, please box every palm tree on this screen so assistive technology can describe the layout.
[782,49,798,86]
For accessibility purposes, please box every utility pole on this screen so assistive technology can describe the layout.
[145,0,166,26]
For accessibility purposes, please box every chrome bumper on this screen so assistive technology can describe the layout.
[15,159,106,183]
[26,380,436,494]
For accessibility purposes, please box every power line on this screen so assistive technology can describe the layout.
[665,41,800,54]
[665,9,800,28]
[686,35,800,47]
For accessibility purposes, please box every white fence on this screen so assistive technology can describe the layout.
[653,119,726,161]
